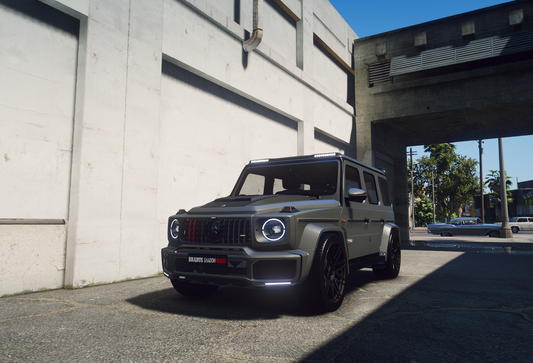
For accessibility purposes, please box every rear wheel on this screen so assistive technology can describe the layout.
[373,230,401,279]
[171,279,219,297]
[297,235,347,312]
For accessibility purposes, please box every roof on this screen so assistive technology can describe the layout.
[248,153,386,176]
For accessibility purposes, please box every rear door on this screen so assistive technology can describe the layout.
[527,218,533,231]
[362,171,384,254]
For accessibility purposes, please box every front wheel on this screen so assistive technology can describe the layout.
[511,226,519,234]
[373,230,401,279]
[297,235,347,312]
[488,230,500,238]
[171,279,219,297]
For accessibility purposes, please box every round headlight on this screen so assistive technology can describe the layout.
[170,219,180,239]
[262,218,286,242]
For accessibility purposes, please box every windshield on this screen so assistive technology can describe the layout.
[233,160,339,198]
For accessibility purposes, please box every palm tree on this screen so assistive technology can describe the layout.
[484,170,514,214]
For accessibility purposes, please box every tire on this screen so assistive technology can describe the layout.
[511,226,519,234]
[171,279,219,297]
[373,230,401,279]
[297,235,347,312]
[488,230,500,238]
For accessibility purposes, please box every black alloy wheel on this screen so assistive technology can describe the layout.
[373,230,401,279]
[511,226,519,234]
[171,279,219,297]
[297,235,347,312]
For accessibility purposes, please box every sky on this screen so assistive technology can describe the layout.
[328,0,532,186]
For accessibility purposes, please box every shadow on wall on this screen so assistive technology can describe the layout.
[162,60,298,133]
[0,0,79,35]
[315,127,357,159]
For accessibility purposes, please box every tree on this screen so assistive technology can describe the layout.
[411,143,479,222]
[484,169,514,213]
[414,196,434,227]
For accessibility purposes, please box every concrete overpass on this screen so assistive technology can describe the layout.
[352,0,533,242]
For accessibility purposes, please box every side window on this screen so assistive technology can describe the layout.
[345,165,361,199]
[452,220,461,226]
[517,218,526,222]
[528,218,533,223]
[363,172,379,205]
[378,177,392,206]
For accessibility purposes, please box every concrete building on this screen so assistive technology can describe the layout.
[1,0,357,296]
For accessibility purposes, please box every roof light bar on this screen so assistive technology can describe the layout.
[314,152,338,158]
[250,158,270,164]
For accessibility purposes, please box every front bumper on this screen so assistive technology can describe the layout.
[161,245,307,287]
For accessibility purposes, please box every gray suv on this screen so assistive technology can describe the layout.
[161,153,401,311]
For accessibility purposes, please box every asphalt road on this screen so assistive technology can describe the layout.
[2,248,533,363]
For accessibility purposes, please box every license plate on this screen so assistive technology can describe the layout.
[187,254,227,267]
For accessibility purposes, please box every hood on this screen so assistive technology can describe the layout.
[186,194,340,215]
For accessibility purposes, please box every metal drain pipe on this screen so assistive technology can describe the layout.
[243,0,263,52]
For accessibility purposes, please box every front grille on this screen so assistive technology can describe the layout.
[252,260,297,280]
[182,218,251,245]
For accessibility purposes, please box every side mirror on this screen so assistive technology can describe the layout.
[347,188,368,203]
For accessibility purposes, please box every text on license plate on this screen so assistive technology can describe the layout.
[188,254,227,266]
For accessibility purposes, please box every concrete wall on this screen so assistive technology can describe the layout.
[0,0,358,296]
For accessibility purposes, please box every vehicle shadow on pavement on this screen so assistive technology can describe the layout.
[127,270,380,320]
[301,252,533,363]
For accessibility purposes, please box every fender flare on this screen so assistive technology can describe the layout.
[379,223,400,259]
[297,223,347,282]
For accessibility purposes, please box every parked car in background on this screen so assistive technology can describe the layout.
[427,217,502,237]
[507,217,533,233]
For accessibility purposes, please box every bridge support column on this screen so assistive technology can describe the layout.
[498,138,512,238]
[394,155,410,244]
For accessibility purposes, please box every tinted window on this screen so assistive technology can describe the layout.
[236,160,338,197]
[345,165,361,199]
[378,177,392,206]
[363,172,379,205]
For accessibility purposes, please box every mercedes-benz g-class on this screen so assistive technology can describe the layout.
[161,153,400,311]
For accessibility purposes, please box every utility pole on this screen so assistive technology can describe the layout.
[478,140,484,223]
[432,171,436,224]
[409,148,417,230]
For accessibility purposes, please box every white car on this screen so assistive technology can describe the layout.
[508,217,533,233]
